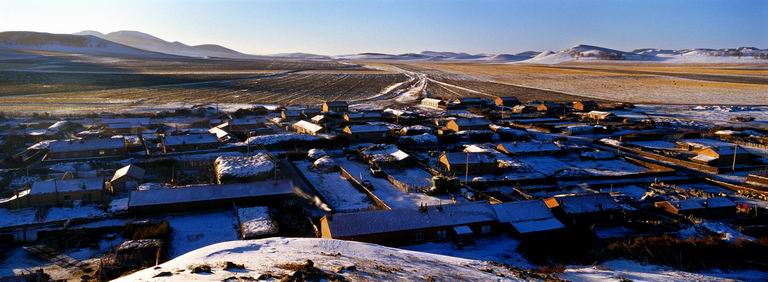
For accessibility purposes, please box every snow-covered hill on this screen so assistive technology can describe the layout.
[113,237,543,281]
[0,31,176,58]
[521,44,768,64]
[73,30,257,59]
[335,50,537,62]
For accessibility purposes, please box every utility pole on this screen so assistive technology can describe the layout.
[464,152,469,184]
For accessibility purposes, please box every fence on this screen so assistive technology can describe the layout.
[338,166,391,210]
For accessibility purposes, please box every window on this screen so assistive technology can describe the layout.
[437,230,447,240]
[481,225,491,234]
[99,150,106,155]
[414,231,425,242]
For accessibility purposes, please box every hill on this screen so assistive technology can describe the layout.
[0,31,177,58]
[521,44,768,64]
[74,30,256,59]
[113,237,550,281]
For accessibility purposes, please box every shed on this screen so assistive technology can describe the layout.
[110,164,146,191]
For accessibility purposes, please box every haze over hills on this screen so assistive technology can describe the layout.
[0,31,178,58]
[73,30,258,59]
[521,44,768,64]
[0,30,765,64]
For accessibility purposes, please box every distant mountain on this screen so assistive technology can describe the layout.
[335,50,532,62]
[519,44,768,64]
[0,31,176,58]
[268,52,332,60]
[74,30,257,59]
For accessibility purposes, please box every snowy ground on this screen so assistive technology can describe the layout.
[335,158,443,209]
[636,105,768,129]
[294,161,372,213]
[404,235,532,269]
[114,237,530,281]
[165,211,239,258]
[563,260,767,282]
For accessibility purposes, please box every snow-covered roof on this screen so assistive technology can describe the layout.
[324,202,497,238]
[706,197,736,208]
[491,200,558,223]
[31,177,104,195]
[128,180,294,208]
[111,164,145,182]
[510,218,565,234]
[310,115,326,122]
[293,120,323,133]
[692,154,718,162]
[361,144,410,162]
[345,124,391,133]
[208,127,231,139]
[556,193,621,215]
[215,153,275,179]
[442,152,497,165]
[48,138,125,153]
[229,117,265,125]
[452,118,490,127]
[243,133,322,146]
[497,141,561,155]
[587,110,614,117]
[163,134,218,146]
[399,133,438,145]
[237,206,278,238]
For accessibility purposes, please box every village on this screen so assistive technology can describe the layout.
[1,96,767,280]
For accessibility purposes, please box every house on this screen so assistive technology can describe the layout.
[573,101,599,112]
[654,197,736,218]
[292,120,324,135]
[5,178,106,208]
[127,180,295,214]
[343,124,391,143]
[491,200,565,238]
[343,111,382,123]
[445,118,490,132]
[586,110,616,121]
[690,146,754,168]
[439,152,497,175]
[421,98,447,109]
[162,134,220,153]
[511,105,537,114]
[454,97,487,110]
[109,164,145,191]
[496,141,562,156]
[494,96,520,107]
[221,117,266,134]
[46,138,127,160]
[322,101,349,113]
[536,102,566,114]
[320,202,498,246]
[281,109,302,121]
[549,193,622,226]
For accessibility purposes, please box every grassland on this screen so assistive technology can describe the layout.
[1,50,766,114]
[414,62,768,105]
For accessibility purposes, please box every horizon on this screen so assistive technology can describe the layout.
[1,0,766,56]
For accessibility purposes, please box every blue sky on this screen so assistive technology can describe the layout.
[1,0,765,55]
